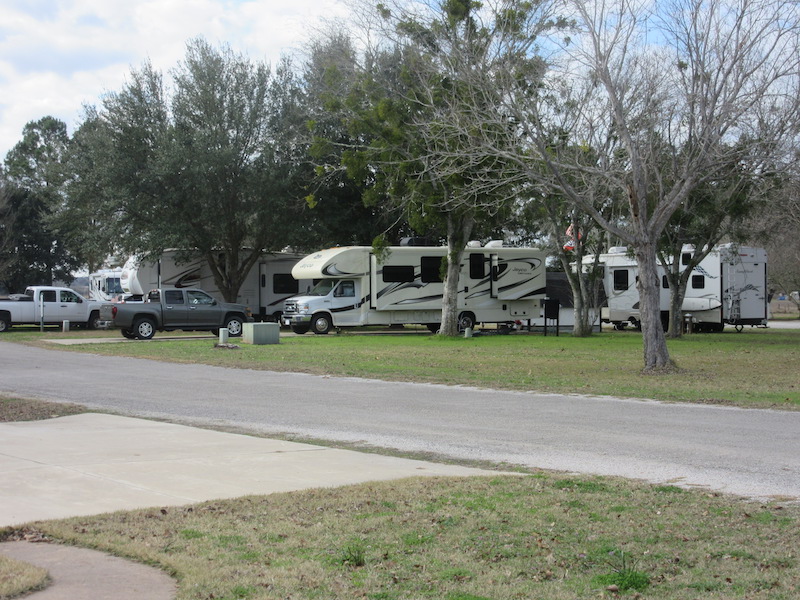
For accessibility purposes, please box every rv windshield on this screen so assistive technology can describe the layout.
[307,280,338,296]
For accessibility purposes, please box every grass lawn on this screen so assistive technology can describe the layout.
[1,327,798,599]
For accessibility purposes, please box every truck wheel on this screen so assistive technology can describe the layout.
[311,313,332,334]
[225,315,244,337]
[291,325,310,334]
[0,316,10,332]
[88,311,102,330]
[133,317,156,340]
[121,329,137,339]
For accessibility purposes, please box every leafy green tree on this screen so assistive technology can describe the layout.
[80,38,310,302]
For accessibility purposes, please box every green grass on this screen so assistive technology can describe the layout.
[6,474,798,600]
[11,326,800,409]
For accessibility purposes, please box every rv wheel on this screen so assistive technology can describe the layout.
[311,314,332,334]
[457,312,476,332]
[291,325,310,334]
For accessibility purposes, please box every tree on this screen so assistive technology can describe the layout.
[1,117,80,289]
[469,0,800,370]
[81,38,310,302]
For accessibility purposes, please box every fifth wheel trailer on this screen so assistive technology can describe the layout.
[119,250,312,321]
[282,243,547,334]
[590,244,768,332]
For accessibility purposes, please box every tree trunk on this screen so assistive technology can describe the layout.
[634,245,674,372]
[439,212,474,336]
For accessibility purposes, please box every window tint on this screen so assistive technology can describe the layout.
[273,273,299,294]
[662,275,669,289]
[382,265,415,283]
[682,252,692,266]
[60,290,79,302]
[40,290,57,302]
[469,253,485,279]
[692,275,705,289]
[164,290,184,304]
[613,269,629,291]
[334,280,355,297]
[420,256,443,283]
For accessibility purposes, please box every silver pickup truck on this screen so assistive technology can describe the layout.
[0,286,103,332]
[107,288,251,340]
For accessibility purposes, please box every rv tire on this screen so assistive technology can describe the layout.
[311,313,332,334]
[457,312,476,332]
[291,325,310,334]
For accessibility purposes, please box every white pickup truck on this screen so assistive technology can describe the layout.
[0,286,104,332]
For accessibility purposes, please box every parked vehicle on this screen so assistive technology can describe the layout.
[283,242,546,334]
[88,268,124,302]
[107,288,252,340]
[587,244,768,332]
[119,250,312,321]
[0,286,104,332]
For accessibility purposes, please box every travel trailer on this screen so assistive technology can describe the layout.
[120,250,312,322]
[590,244,768,332]
[282,243,547,334]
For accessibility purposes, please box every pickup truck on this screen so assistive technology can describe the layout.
[0,286,103,332]
[107,288,251,340]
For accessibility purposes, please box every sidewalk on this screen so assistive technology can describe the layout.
[0,414,500,599]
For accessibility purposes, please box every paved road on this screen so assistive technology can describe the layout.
[1,341,798,501]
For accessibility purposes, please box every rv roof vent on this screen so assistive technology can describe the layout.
[608,246,627,254]
[466,240,482,248]
[484,240,504,248]
[399,237,432,247]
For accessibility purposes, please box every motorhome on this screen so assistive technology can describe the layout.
[282,243,546,334]
[590,244,768,332]
[120,250,312,322]
[88,267,124,302]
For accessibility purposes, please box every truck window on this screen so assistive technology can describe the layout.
[421,256,444,283]
[40,290,57,302]
[60,290,80,303]
[187,290,215,305]
[164,290,184,304]
[382,266,415,283]
[613,269,629,291]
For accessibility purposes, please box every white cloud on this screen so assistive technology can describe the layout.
[0,0,351,159]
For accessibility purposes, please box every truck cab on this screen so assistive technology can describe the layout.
[282,279,359,334]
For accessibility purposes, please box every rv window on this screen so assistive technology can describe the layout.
[382,265,415,283]
[334,280,355,297]
[469,254,485,279]
[682,252,692,266]
[308,280,337,296]
[273,273,299,294]
[164,290,184,304]
[692,275,705,289]
[420,256,444,283]
[662,275,669,289]
[613,269,629,291]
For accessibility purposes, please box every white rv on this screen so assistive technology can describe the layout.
[88,268,125,302]
[282,243,546,334]
[120,250,312,322]
[591,244,768,332]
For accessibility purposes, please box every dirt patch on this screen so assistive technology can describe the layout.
[0,397,88,422]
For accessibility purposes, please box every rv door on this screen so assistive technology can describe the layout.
[490,254,499,299]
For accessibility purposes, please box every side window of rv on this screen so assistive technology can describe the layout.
[420,256,443,283]
[613,269,629,291]
[692,275,705,289]
[382,266,415,283]
[469,254,485,279]
[682,252,692,266]
[334,280,355,297]
[273,273,299,294]
[662,276,669,289]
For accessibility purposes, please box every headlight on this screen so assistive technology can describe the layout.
[298,304,309,313]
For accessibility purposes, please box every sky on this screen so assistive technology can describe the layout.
[0,0,352,160]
